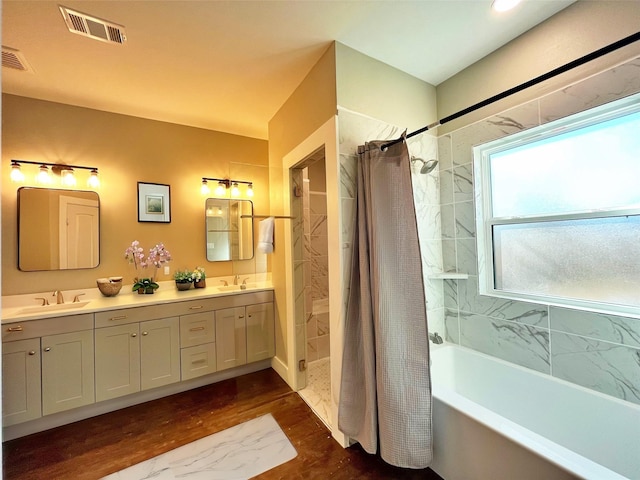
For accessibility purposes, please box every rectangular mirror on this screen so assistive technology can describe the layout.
[18,187,100,271]
[206,198,254,261]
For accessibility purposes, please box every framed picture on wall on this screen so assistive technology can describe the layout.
[137,182,171,223]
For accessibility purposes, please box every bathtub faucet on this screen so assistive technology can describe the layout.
[429,332,443,344]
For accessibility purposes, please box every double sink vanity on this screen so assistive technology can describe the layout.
[1,280,275,440]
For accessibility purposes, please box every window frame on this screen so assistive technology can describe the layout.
[473,92,640,319]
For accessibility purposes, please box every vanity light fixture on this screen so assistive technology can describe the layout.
[36,165,52,185]
[61,168,77,187]
[201,177,254,197]
[9,159,100,189]
[201,179,211,195]
[9,161,25,182]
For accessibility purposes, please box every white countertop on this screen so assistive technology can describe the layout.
[1,279,274,324]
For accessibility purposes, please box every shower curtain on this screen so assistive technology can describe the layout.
[338,138,432,468]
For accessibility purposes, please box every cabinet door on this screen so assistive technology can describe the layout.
[246,303,275,363]
[140,317,180,391]
[95,323,140,402]
[180,312,215,348]
[2,338,41,426]
[215,307,247,371]
[42,330,95,415]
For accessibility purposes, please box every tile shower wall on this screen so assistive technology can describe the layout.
[304,162,331,362]
[441,56,640,405]
[337,108,444,338]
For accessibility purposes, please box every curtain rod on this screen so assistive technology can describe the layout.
[381,31,640,151]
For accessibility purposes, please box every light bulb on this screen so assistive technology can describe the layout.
[36,165,52,184]
[88,169,100,188]
[246,183,254,197]
[201,179,210,195]
[231,182,240,197]
[10,162,24,182]
[215,181,226,196]
[61,168,77,187]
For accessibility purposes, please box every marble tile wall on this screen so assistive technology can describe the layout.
[337,108,444,341]
[441,56,640,405]
[303,167,330,361]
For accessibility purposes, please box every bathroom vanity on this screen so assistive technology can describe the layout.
[1,283,275,440]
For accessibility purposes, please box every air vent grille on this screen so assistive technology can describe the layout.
[2,46,32,72]
[59,6,127,45]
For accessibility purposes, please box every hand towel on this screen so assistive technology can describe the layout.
[257,217,275,254]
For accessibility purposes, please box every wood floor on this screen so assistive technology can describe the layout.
[2,368,443,479]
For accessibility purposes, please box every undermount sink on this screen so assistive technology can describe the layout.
[217,283,257,292]
[17,300,91,315]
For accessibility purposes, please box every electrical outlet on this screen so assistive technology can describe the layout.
[164,265,170,275]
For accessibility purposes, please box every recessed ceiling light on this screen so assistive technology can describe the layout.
[492,0,522,12]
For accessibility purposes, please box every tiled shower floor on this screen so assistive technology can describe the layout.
[298,357,331,428]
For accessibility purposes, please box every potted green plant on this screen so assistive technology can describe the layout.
[132,277,159,295]
[174,269,194,291]
[193,266,206,288]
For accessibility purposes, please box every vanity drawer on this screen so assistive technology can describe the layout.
[180,312,215,348]
[3,314,94,342]
[180,342,216,380]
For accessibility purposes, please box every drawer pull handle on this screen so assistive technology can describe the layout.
[189,305,204,310]
[7,325,24,332]
[131,333,137,338]
[142,331,148,336]
[44,347,51,352]
[191,359,206,365]
[28,350,36,356]
[189,326,205,332]
[110,315,128,321]
[239,315,244,319]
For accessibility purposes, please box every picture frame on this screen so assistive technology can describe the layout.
[137,182,171,223]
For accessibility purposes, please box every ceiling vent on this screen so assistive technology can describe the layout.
[59,6,127,45]
[2,46,33,72]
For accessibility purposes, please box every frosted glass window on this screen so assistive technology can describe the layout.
[493,216,640,307]
[474,92,640,315]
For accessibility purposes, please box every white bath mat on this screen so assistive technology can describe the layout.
[102,414,297,480]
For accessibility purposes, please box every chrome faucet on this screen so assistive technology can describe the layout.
[429,332,443,344]
[233,275,240,285]
[220,280,229,287]
[53,290,65,304]
[240,278,250,290]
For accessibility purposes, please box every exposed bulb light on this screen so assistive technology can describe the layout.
[246,183,254,197]
[215,181,226,196]
[88,169,100,188]
[10,161,24,182]
[36,165,52,184]
[201,179,210,195]
[492,0,521,12]
[230,182,240,197]
[61,168,77,187]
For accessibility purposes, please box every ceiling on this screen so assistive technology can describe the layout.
[2,0,575,139]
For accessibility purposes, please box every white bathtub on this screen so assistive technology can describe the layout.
[429,344,640,480]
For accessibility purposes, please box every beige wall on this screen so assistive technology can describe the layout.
[336,42,437,131]
[2,94,269,295]
[267,44,338,375]
[436,1,640,134]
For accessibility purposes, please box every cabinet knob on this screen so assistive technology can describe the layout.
[43,347,51,352]
[142,331,148,336]
[28,350,36,356]
[131,333,137,338]
[239,315,244,319]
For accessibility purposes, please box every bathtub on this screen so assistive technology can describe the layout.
[429,344,640,480]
